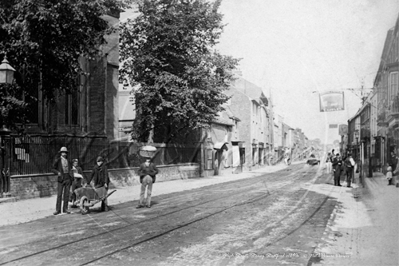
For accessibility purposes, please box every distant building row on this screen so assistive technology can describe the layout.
[119,73,314,175]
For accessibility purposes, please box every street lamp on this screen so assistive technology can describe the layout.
[0,55,16,84]
[0,54,14,197]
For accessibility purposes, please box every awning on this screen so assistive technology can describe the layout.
[214,142,229,150]
[231,140,245,143]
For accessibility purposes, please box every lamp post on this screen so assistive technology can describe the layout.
[0,54,15,197]
[0,55,16,84]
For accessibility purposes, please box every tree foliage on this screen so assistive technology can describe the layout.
[0,83,27,131]
[120,0,239,143]
[0,0,128,129]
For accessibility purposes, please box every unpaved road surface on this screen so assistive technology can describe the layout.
[0,164,341,266]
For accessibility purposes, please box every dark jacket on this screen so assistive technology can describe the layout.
[332,156,342,172]
[52,157,73,183]
[87,164,109,188]
[390,156,398,172]
[138,162,158,183]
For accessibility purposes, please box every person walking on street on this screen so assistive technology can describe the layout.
[52,147,73,215]
[70,159,84,208]
[137,158,158,208]
[325,152,332,174]
[86,156,110,211]
[330,151,336,179]
[332,153,343,186]
[344,154,355,187]
[386,165,393,185]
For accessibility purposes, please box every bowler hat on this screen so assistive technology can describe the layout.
[59,147,68,153]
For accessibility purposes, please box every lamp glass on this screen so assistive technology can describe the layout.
[0,57,16,84]
[5,69,14,84]
[0,71,5,83]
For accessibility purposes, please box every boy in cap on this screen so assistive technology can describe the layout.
[51,147,73,215]
[137,157,158,208]
[86,156,110,211]
[70,159,84,207]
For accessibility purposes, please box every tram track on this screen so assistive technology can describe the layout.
[0,164,324,266]
[82,166,331,265]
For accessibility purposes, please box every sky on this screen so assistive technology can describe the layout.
[215,0,399,144]
[120,0,399,145]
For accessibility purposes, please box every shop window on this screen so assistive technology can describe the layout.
[390,72,398,98]
[205,149,213,170]
[65,91,79,125]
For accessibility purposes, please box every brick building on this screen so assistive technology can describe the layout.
[226,76,273,170]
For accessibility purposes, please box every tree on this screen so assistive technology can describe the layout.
[0,0,128,129]
[120,0,239,143]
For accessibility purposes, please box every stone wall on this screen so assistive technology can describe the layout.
[10,163,200,200]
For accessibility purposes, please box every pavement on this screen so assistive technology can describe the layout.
[0,162,291,227]
[310,168,399,265]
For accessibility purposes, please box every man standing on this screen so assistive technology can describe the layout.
[137,158,158,208]
[344,154,355,187]
[332,153,343,186]
[86,156,110,211]
[325,152,332,174]
[52,147,73,215]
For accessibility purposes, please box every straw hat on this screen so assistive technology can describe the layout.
[59,147,68,153]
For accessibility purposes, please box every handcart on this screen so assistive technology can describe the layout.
[73,186,116,215]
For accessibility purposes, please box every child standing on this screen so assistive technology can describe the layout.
[386,165,393,185]
[70,159,84,207]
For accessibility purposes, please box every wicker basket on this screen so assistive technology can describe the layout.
[139,145,157,158]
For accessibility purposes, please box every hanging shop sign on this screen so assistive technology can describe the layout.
[319,91,345,112]
[339,124,348,136]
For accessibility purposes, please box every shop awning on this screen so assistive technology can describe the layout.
[214,142,229,150]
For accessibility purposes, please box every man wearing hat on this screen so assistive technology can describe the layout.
[51,147,73,215]
[86,156,110,211]
[137,157,158,208]
[332,153,343,186]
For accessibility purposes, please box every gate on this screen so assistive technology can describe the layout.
[0,134,11,195]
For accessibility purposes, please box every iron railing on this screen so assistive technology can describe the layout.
[6,135,109,176]
[4,135,202,176]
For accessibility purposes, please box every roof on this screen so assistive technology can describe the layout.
[213,110,235,126]
[224,106,241,121]
[374,27,395,86]
[231,77,269,106]
[348,102,370,123]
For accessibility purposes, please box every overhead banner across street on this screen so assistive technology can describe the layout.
[319,91,345,112]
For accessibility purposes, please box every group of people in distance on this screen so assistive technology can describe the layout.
[325,149,355,187]
[325,149,399,187]
[51,146,158,215]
